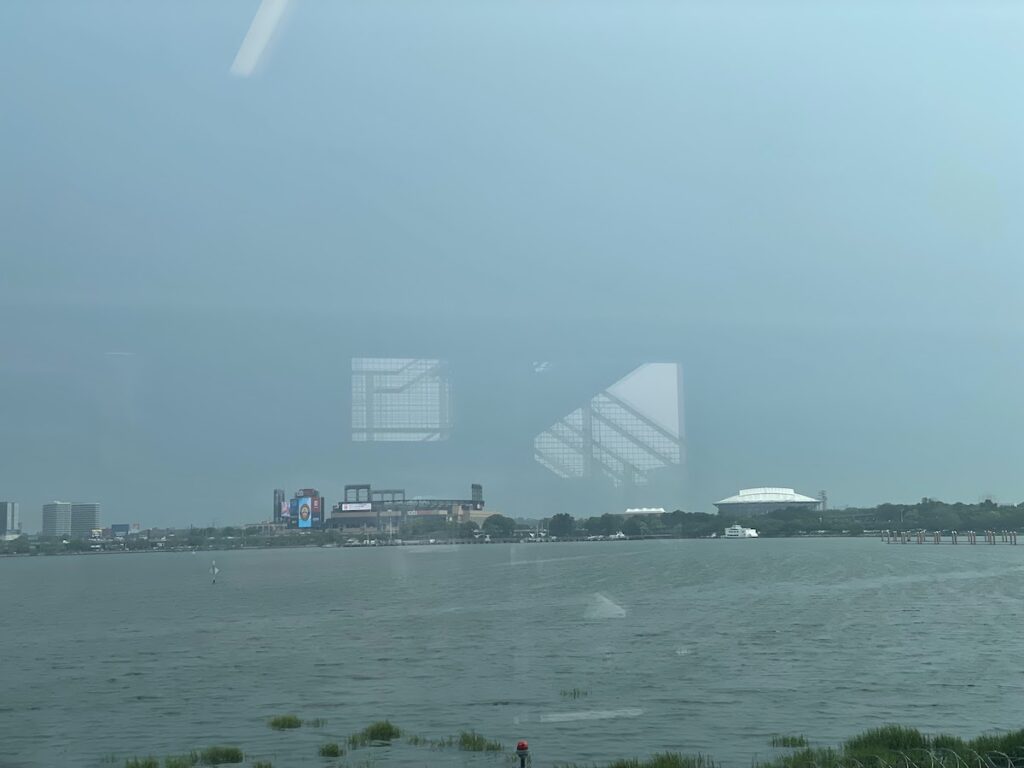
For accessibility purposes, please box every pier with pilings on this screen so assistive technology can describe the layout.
[882,529,1018,545]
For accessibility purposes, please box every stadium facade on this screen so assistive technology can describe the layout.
[714,487,821,517]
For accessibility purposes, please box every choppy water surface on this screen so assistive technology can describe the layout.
[3,539,1023,768]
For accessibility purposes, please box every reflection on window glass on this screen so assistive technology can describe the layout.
[351,358,453,442]
[534,362,683,486]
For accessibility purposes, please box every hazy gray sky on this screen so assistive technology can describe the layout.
[1,1,1021,530]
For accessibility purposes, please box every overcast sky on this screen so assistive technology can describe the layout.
[1,1,1021,530]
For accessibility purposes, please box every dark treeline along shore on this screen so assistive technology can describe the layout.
[5,498,1024,557]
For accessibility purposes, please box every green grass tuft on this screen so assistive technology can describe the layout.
[771,747,842,768]
[930,734,967,753]
[363,720,401,742]
[252,762,273,768]
[607,753,720,768]
[967,729,1024,757]
[198,746,243,765]
[845,725,929,753]
[116,722,1024,768]
[348,720,401,748]
[406,732,463,750]
[318,742,343,757]
[458,731,504,752]
[268,714,302,730]
[544,726,1024,768]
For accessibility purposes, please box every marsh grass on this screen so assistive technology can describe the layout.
[119,723,1024,768]
[607,754,720,768]
[319,743,343,757]
[268,715,302,730]
[406,734,452,748]
[348,721,402,748]
[765,727,1024,768]
[458,731,504,752]
[559,726,1024,768]
[198,746,243,765]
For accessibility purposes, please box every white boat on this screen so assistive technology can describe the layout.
[724,524,758,539]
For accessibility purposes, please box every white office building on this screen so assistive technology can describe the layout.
[42,502,72,538]
[71,503,101,540]
[0,502,20,541]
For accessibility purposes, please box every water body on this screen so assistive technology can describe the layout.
[3,539,1023,768]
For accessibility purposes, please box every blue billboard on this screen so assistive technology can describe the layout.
[292,496,313,528]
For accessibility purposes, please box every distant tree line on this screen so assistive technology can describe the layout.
[0,513,525,555]
[545,498,1024,539]
[6,499,1024,555]
[824,497,1024,534]
[547,510,721,539]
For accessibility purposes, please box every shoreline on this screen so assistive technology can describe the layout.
[0,534,880,559]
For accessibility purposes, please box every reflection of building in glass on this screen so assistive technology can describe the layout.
[351,358,452,442]
[534,363,683,487]
[342,349,688,515]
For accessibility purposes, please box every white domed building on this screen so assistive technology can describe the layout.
[714,487,820,517]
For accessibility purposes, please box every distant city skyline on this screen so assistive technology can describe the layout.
[4,483,1022,536]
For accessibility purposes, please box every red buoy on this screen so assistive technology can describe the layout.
[517,741,529,753]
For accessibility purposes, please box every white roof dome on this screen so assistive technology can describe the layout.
[715,487,819,505]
